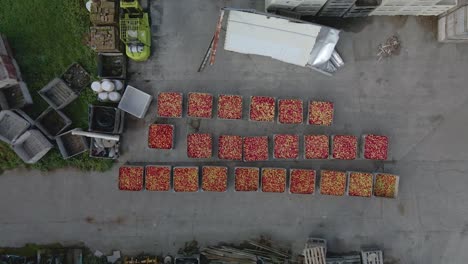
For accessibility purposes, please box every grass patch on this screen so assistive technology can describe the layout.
[0,0,114,173]
[0,243,108,264]
[0,243,41,257]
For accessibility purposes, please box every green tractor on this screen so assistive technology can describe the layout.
[119,0,151,61]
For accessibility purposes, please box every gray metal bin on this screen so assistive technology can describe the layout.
[60,63,91,94]
[56,129,89,159]
[0,110,30,144]
[118,85,152,119]
[34,108,72,139]
[38,78,78,109]
[89,137,120,159]
[97,53,126,79]
[12,129,53,164]
[88,105,125,134]
[0,81,33,110]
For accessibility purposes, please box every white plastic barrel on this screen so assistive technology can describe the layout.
[91,81,102,93]
[86,0,92,12]
[98,92,109,101]
[101,80,115,92]
[109,92,122,102]
[113,80,124,91]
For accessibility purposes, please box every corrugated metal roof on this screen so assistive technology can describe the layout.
[224,10,321,66]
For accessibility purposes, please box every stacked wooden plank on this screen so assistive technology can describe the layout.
[438,4,468,43]
[89,26,120,52]
[90,1,117,25]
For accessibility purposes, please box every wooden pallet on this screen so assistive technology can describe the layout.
[361,250,383,264]
[303,247,326,264]
[124,256,158,264]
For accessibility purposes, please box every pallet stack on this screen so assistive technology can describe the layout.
[89,0,120,53]
[89,26,120,53]
[266,0,457,17]
[266,0,328,16]
[370,0,457,16]
[266,0,305,11]
[90,0,117,25]
[438,4,468,43]
[293,0,329,16]
[317,0,356,17]
[343,0,381,17]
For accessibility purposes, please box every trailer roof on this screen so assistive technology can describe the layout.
[224,10,321,67]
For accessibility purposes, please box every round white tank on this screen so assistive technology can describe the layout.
[113,80,124,91]
[91,81,102,93]
[109,92,122,102]
[98,92,109,101]
[101,80,115,92]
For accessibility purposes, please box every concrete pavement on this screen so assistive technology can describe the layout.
[2,1,468,263]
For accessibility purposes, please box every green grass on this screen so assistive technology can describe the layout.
[0,243,41,257]
[0,0,114,173]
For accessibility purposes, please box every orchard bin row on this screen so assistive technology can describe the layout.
[156,92,334,125]
[139,92,396,199]
[118,165,399,199]
[148,126,389,161]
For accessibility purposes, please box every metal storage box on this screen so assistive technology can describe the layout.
[90,137,120,159]
[0,33,13,57]
[89,138,120,159]
[118,85,152,118]
[0,55,19,89]
[34,108,72,139]
[39,78,78,109]
[0,109,31,144]
[12,129,53,164]
[61,63,91,94]
[88,105,125,134]
[98,53,126,79]
[0,81,33,110]
[56,129,89,159]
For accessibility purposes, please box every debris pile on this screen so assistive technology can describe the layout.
[377,35,400,61]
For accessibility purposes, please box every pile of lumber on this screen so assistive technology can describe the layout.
[202,239,292,264]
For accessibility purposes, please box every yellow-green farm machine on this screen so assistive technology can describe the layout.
[119,0,151,61]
